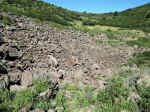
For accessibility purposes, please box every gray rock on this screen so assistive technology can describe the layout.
[21,71,33,87]
[0,76,9,89]
[10,85,25,92]
[30,109,45,112]
[48,109,55,112]
[8,47,20,59]
[8,71,22,83]
[48,55,58,67]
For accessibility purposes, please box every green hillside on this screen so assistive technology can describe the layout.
[0,0,150,32]
[0,0,82,26]
[82,3,150,32]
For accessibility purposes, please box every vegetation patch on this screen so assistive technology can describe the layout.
[0,70,149,112]
[0,14,12,25]
[127,37,150,48]
[128,51,150,67]
[52,71,138,112]
[0,79,54,112]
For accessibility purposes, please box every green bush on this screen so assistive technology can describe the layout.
[128,51,150,67]
[136,83,150,112]
[1,15,12,25]
[0,79,52,112]
[127,37,150,48]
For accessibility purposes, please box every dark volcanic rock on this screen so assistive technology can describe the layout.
[0,63,8,74]
[0,32,5,45]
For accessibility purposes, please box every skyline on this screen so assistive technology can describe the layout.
[43,0,150,13]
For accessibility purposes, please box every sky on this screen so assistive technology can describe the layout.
[43,0,150,13]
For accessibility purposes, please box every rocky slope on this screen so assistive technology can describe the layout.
[0,12,142,92]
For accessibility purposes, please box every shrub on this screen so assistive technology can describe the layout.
[136,83,150,112]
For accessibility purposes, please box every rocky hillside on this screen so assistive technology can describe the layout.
[0,12,150,112]
[0,12,136,89]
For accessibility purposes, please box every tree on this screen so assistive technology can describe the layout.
[113,11,119,16]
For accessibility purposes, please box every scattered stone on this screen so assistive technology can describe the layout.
[21,71,33,87]
[0,76,9,89]
[39,88,52,99]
